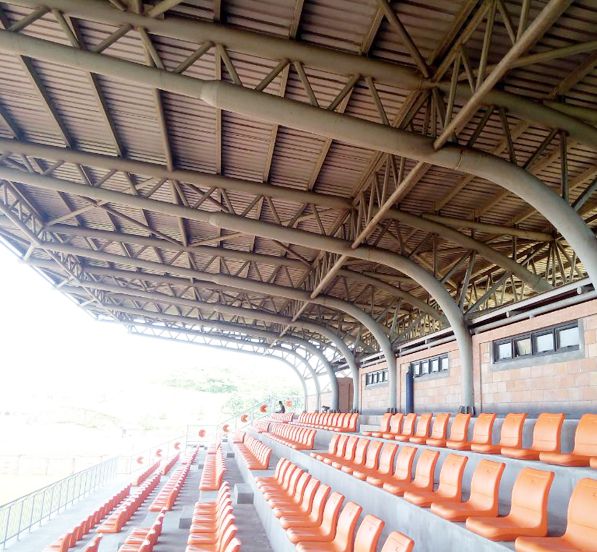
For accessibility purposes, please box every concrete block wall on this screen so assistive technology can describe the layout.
[360,299,597,414]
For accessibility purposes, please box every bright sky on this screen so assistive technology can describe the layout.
[0,242,294,412]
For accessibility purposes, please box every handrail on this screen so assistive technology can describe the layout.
[0,456,119,550]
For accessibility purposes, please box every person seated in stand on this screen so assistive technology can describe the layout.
[275,400,286,414]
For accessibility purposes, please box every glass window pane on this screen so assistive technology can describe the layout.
[558,326,580,349]
[431,358,440,372]
[382,371,388,382]
[497,341,512,360]
[421,361,429,374]
[440,357,449,371]
[515,337,531,357]
[413,363,420,377]
[535,332,555,353]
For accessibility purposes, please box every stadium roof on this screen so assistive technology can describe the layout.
[0,0,595,409]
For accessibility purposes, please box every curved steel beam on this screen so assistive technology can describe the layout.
[0,32,593,294]
[7,0,597,147]
[107,303,340,409]
[65,278,361,409]
[127,321,316,410]
[0,166,462,408]
[36,220,436,321]
[0,139,553,292]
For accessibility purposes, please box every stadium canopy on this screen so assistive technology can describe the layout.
[0,0,595,411]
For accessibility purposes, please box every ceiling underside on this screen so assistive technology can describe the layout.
[0,0,595,371]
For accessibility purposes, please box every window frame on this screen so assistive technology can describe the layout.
[410,353,449,379]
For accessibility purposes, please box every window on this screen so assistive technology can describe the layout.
[410,354,449,378]
[493,321,581,363]
[365,368,388,387]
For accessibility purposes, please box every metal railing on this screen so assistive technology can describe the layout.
[0,456,119,550]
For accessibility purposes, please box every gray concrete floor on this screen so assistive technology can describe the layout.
[7,447,273,552]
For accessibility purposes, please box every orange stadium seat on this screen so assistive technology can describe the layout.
[363,413,392,437]
[237,435,272,470]
[295,501,362,551]
[431,459,506,521]
[365,443,398,487]
[502,413,564,460]
[339,438,370,474]
[395,413,417,442]
[369,445,416,489]
[286,491,344,544]
[382,413,404,439]
[404,453,468,507]
[444,413,471,449]
[266,423,317,450]
[466,468,555,541]
[539,413,597,467]
[273,477,320,520]
[448,413,495,451]
[380,532,415,552]
[353,440,382,480]
[354,515,385,552]
[279,484,332,530]
[383,449,439,496]
[426,413,450,447]
[331,437,358,469]
[515,478,597,552]
[84,536,102,552]
[473,413,528,454]
[409,413,433,444]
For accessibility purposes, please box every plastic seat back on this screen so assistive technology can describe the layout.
[378,413,392,433]
[364,440,382,470]
[565,478,597,549]
[509,468,554,530]
[430,413,450,439]
[467,460,505,512]
[449,413,471,442]
[223,537,241,552]
[327,434,340,455]
[335,435,350,457]
[388,413,403,434]
[414,413,432,438]
[300,478,320,513]
[572,414,597,457]
[499,413,527,448]
[380,531,415,552]
[355,515,384,552]
[293,473,311,503]
[531,413,565,452]
[412,449,439,489]
[333,502,363,550]
[343,437,359,461]
[401,414,417,436]
[394,446,417,481]
[320,492,345,539]
[378,443,398,475]
[437,454,468,499]
[471,413,496,445]
[309,484,332,523]
[353,439,370,466]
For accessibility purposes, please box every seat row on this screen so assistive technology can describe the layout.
[117,509,166,552]
[97,473,161,533]
[295,412,359,433]
[270,412,294,423]
[313,435,597,550]
[265,422,316,450]
[42,484,131,551]
[256,458,414,551]
[133,461,160,486]
[364,412,597,468]
[161,452,181,475]
[253,420,271,433]
[237,435,272,470]
[199,445,226,491]
[149,461,190,511]
[185,482,241,552]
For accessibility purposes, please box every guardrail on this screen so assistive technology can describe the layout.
[0,456,119,550]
